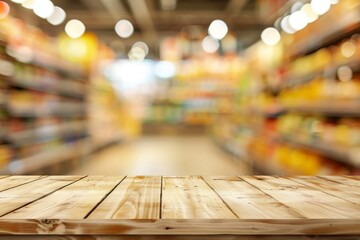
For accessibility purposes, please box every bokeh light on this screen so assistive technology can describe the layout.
[310,0,331,15]
[115,20,134,38]
[132,41,149,56]
[281,16,297,34]
[261,27,281,46]
[65,19,86,39]
[341,40,357,58]
[301,3,319,23]
[337,66,353,81]
[33,0,54,19]
[201,36,220,53]
[289,11,308,31]
[47,6,66,25]
[208,20,228,40]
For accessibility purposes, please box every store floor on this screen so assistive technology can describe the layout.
[72,136,252,175]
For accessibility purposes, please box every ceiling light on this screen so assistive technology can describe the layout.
[208,20,228,40]
[261,27,281,46]
[47,6,66,25]
[301,3,318,23]
[289,11,308,31]
[0,1,10,19]
[310,0,331,15]
[115,20,134,38]
[33,0,54,19]
[280,16,296,34]
[132,41,149,56]
[65,19,86,39]
[202,36,220,53]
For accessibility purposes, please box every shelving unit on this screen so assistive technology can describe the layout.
[0,20,89,174]
[212,0,360,175]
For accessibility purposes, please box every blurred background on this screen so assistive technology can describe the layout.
[0,0,360,175]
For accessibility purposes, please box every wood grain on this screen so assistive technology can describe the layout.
[1,236,360,240]
[0,219,360,235]
[161,176,237,219]
[288,176,360,204]
[203,176,304,219]
[88,176,161,219]
[241,176,360,218]
[2,176,124,219]
[0,175,45,192]
[320,176,360,187]
[0,176,84,216]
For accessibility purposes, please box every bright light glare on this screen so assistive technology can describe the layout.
[115,20,134,38]
[11,0,25,3]
[280,16,296,34]
[289,11,308,31]
[33,0,54,19]
[337,66,353,81]
[301,3,318,23]
[21,0,34,9]
[310,0,331,15]
[341,40,357,58]
[132,41,149,55]
[155,61,176,79]
[128,47,146,61]
[47,6,66,25]
[261,27,281,46]
[208,19,228,40]
[65,19,86,39]
[0,1,10,19]
[201,36,219,53]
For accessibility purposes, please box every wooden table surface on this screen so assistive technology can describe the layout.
[0,175,360,239]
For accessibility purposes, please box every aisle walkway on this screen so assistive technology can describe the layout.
[72,136,251,175]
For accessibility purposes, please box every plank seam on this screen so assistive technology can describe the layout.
[239,176,307,219]
[84,176,127,219]
[317,176,355,186]
[0,175,88,218]
[0,176,10,180]
[160,176,163,219]
[0,176,47,193]
[287,177,359,205]
[201,176,240,219]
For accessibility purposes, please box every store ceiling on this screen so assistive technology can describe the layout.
[10,0,291,57]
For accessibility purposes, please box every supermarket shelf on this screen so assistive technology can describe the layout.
[276,135,360,168]
[0,139,90,175]
[285,101,360,117]
[8,109,87,118]
[280,58,360,91]
[290,5,360,57]
[10,80,85,99]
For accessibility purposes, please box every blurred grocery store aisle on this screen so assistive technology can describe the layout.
[72,136,250,175]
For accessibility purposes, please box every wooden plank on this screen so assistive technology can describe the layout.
[0,219,360,235]
[0,176,45,192]
[2,236,360,240]
[241,176,360,218]
[2,176,124,219]
[0,176,84,216]
[161,176,237,219]
[88,176,160,219]
[288,176,360,204]
[0,176,9,180]
[203,176,304,219]
[320,176,360,187]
